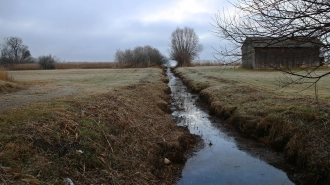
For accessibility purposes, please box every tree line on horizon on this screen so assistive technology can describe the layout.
[0,26,205,69]
[0,36,170,69]
[114,26,204,67]
[0,36,59,69]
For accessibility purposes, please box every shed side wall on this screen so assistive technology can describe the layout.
[242,44,255,69]
[254,47,320,69]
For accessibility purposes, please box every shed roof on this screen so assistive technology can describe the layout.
[242,37,324,48]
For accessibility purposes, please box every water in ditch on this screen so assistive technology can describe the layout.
[166,68,295,185]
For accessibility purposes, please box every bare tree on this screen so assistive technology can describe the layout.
[213,0,330,94]
[169,27,203,67]
[1,36,32,65]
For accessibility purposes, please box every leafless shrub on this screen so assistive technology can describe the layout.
[115,45,168,67]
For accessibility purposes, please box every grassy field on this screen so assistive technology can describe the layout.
[8,68,163,96]
[0,68,196,184]
[176,66,330,99]
[174,66,330,183]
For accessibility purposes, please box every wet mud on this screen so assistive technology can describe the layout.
[167,68,296,185]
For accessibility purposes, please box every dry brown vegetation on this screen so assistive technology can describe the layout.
[174,66,330,183]
[55,62,118,69]
[192,60,240,67]
[6,62,114,70]
[7,68,165,96]
[4,62,145,71]
[0,68,196,184]
[0,67,10,81]
[0,67,23,94]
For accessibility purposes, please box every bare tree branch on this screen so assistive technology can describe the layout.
[1,36,32,65]
[213,0,330,97]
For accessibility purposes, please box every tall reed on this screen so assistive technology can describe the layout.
[3,61,156,71]
[0,66,11,81]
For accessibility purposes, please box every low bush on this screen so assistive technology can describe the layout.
[38,55,57,69]
[115,45,168,67]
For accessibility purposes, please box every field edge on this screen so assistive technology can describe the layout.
[0,68,198,184]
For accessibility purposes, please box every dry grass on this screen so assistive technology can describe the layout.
[7,63,41,70]
[0,68,196,184]
[54,62,117,69]
[176,66,330,99]
[8,68,165,96]
[5,62,148,71]
[174,66,330,183]
[192,61,222,66]
[192,60,241,67]
[0,66,11,81]
[0,67,23,94]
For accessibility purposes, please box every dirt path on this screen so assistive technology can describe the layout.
[0,84,77,112]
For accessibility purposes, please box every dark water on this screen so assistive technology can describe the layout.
[166,68,294,185]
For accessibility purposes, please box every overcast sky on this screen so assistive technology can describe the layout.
[0,0,232,62]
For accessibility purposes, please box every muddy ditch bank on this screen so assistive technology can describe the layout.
[172,67,330,184]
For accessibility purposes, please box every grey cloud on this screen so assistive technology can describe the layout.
[0,0,227,61]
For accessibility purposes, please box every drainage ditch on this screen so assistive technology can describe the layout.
[167,68,295,185]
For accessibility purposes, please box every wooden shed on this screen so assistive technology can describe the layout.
[241,37,323,69]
